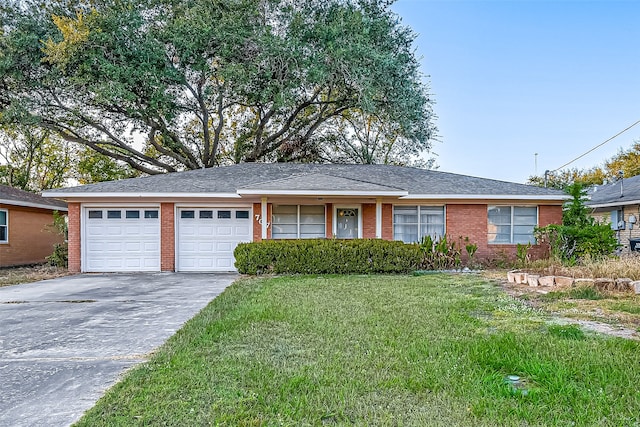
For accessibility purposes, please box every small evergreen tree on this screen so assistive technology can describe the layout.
[536,183,618,264]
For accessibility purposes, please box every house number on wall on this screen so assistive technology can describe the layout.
[254,214,271,228]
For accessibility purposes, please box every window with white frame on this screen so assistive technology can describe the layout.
[487,206,537,244]
[272,205,325,239]
[393,206,445,243]
[0,209,7,243]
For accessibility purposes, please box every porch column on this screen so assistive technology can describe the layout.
[375,198,383,238]
[261,197,268,239]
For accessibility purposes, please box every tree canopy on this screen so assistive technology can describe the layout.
[0,0,436,174]
[528,140,640,189]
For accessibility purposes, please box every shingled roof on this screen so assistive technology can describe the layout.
[43,163,566,200]
[0,184,68,210]
[587,174,640,208]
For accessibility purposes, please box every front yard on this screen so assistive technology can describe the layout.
[75,274,640,426]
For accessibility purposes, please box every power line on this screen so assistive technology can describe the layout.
[550,119,640,172]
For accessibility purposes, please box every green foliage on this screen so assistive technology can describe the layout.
[535,183,617,264]
[515,243,531,267]
[547,324,586,340]
[418,235,462,270]
[1,0,435,173]
[528,140,640,188]
[0,126,73,191]
[75,275,640,426]
[45,210,68,267]
[75,147,138,184]
[234,239,423,275]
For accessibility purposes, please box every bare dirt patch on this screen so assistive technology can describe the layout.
[0,265,72,287]
[490,271,640,341]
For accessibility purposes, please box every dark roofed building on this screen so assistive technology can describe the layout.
[586,174,640,252]
[0,185,68,267]
[43,163,566,273]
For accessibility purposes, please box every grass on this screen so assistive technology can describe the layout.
[541,285,608,301]
[523,253,640,280]
[75,275,640,426]
[0,264,70,287]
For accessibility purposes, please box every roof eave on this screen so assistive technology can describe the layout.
[236,189,409,197]
[587,199,640,209]
[399,194,570,201]
[0,199,68,211]
[41,191,242,199]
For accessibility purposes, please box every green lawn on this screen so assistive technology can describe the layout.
[76,275,640,426]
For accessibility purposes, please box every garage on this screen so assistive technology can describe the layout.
[177,207,252,271]
[83,207,160,272]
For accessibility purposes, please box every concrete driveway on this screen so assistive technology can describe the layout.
[0,273,237,427]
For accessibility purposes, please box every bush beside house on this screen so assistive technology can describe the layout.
[234,239,423,275]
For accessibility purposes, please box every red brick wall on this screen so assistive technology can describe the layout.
[0,204,67,268]
[253,202,273,241]
[267,204,272,239]
[445,204,489,260]
[445,204,563,263]
[325,203,333,238]
[253,203,262,242]
[382,204,393,240]
[160,203,175,271]
[362,203,376,238]
[66,203,81,272]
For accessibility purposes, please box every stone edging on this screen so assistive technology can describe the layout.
[507,270,640,294]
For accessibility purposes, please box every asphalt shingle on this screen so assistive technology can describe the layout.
[0,185,68,210]
[44,163,565,197]
[587,175,640,206]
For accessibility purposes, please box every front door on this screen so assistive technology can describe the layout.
[336,208,359,239]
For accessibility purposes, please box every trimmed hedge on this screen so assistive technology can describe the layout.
[234,239,422,275]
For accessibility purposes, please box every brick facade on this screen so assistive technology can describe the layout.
[381,204,393,240]
[66,203,81,272]
[160,203,175,271]
[362,203,376,238]
[325,203,333,238]
[63,199,562,272]
[591,205,640,253]
[444,204,563,263]
[0,204,67,268]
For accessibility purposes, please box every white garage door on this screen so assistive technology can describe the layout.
[177,207,252,271]
[84,208,160,272]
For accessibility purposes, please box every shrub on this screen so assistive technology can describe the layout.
[46,210,68,268]
[418,235,462,270]
[234,239,423,275]
[535,183,617,264]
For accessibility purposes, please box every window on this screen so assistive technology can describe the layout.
[272,205,325,239]
[236,210,249,219]
[217,210,231,219]
[488,206,537,244]
[88,210,103,219]
[199,210,213,219]
[125,210,140,219]
[144,210,159,219]
[181,210,195,219]
[0,209,7,243]
[393,206,445,243]
[107,210,121,219]
[610,209,624,230]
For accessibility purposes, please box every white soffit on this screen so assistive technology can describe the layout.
[236,189,408,196]
[587,199,640,208]
[0,199,68,211]
[399,194,570,201]
[41,192,242,199]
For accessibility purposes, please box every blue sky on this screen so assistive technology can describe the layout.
[391,0,640,183]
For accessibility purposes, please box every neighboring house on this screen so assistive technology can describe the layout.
[0,184,68,267]
[586,174,640,253]
[43,163,566,273]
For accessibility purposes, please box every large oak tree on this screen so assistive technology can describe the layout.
[0,0,435,174]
